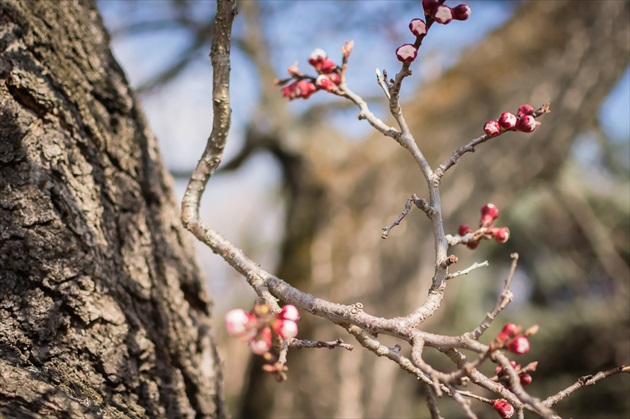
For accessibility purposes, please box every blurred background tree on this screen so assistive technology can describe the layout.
[100,0,629,417]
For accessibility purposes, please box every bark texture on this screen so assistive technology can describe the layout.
[0,0,225,417]
[240,1,630,417]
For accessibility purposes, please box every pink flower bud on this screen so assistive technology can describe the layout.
[409,18,427,37]
[279,304,300,321]
[519,373,533,386]
[499,112,517,129]
[318,58,337,74]
[480,203,499,226]
[273,319,298,339]
[296,80,317,99]
[341,40,354,57]
[328,73,341,85]
[484,120,501,136]
[308,48,327,66]
[315,75,337,92]
[493,400,515,419]
[516,115,538,133]
[287,61,302,77]
[396,44,418,63]
[434,5,453,24]
[507,336,530,354]
[517,104,534,117]
[423,0,439,15]
[225,309,255,337]
[501,323,517,335]
[466,240,480,250]
[250,328,272,355]
[282,84,296,100]
[452,4,472,21]
[492,227,510,244]
[458,224,472,236]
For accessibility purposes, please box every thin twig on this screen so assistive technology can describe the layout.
[382,194,433,239]
[542,365,630,407]
[375,68,391,99]
[446,261,489,280]
[289,338,353,351]
[469,253,519,340]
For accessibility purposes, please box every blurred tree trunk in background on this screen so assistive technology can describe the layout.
[0,0,225,417]
[242,1,629,418]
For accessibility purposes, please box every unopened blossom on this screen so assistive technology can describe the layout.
[250,327,273,355]
[507,335,531,354]
[409,18,427,37]
[484,120,501,136]
[279,304,300,321]
[396,44,418,63]
[225,309,255,337]
[517,114,538,133]
[273,319,299,339]
[434,5,453,24]
[316,75,337,92]
[517,104,534,117]
[452,4,472,21]
[499,112,517,129]
[493,400,515,418]
[480,203,500,226]
[422,0,439,15]
[492,227,510,244]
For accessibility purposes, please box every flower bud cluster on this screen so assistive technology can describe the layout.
[396,2,470,63]
[484,104,541,136]
[225,302,300,356]
[423,0,471,24]
[495,360,538,389]
[457,203,510,249]
[493,323,539,355]
[277,48,345,100]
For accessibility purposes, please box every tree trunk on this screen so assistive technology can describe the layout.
[0,0,225,417]
[241,1,629,417]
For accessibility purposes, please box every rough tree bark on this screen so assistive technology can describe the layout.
[0,0,225,417]
[239,1,629,418]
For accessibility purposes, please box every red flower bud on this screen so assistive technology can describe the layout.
[480,203,499,226]
[434,5,453,24]
[517,104,534,117]
[409,18,427,37]
[308,48,327,66]
[466,240,480,250]
[519,373,533,386]
[329,73,341,85]
[498,112,517,129]
[492,227,510,244]
[423,0,439,15]
[493,400,515,418]
[516,114,538,133]
[273,319,298,339]
[501,323,517,335]
[452,4,472,21]
[315,75,337,92]
[507,335,530,354]
[279,304,300,321]
[458,224,472,236]
[249,327,272,355]
[296,80,317,99]
[396,44,418,63]
[225,309,255,337]
[318,58,337,74]
[484,120,501,136]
